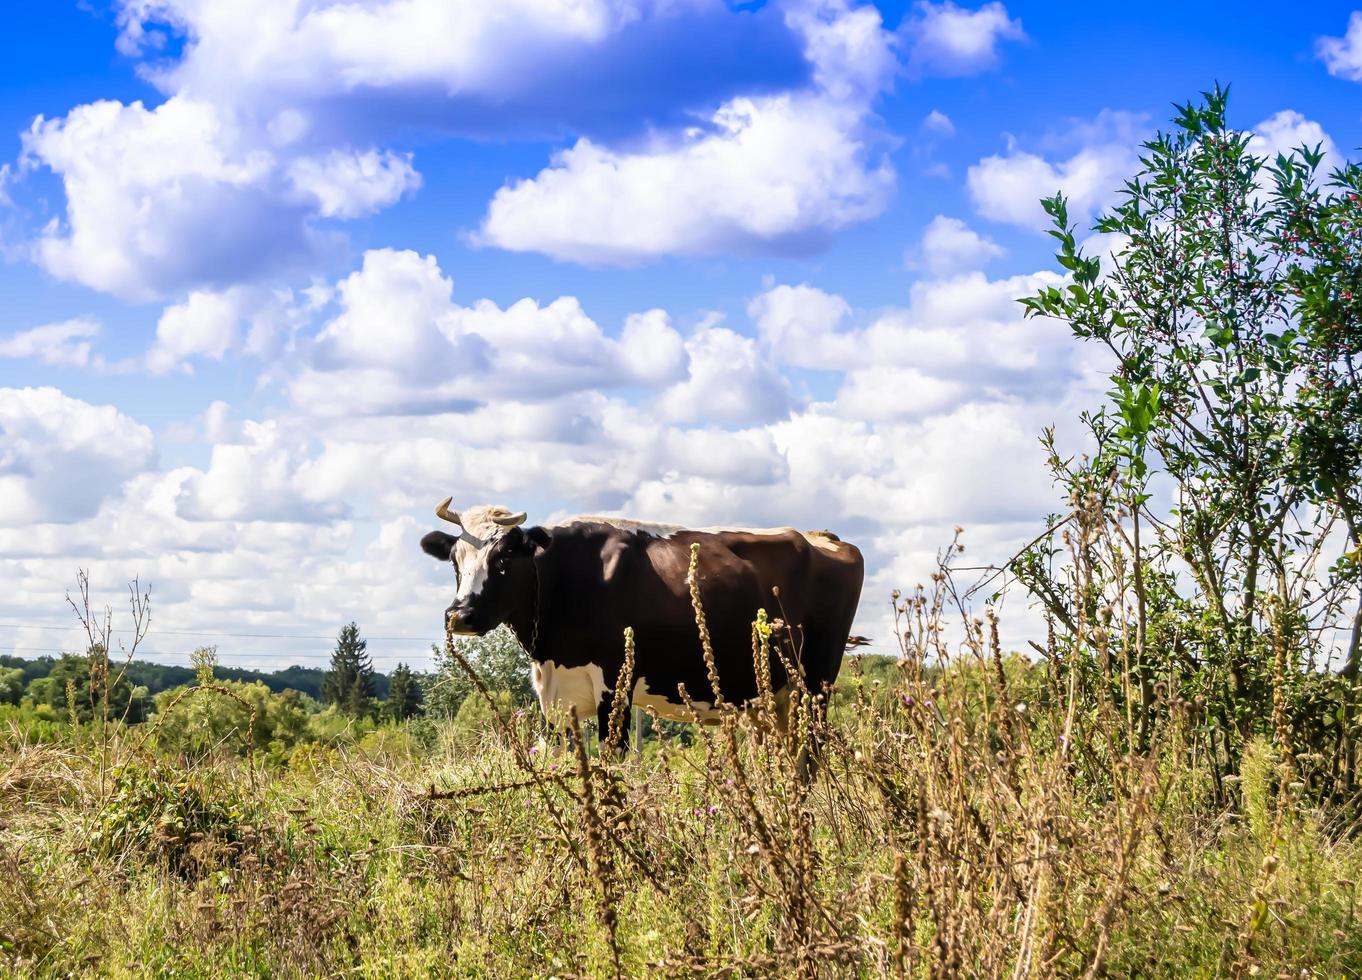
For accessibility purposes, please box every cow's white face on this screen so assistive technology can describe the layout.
[421,503,538,636]
[449,531,501,633]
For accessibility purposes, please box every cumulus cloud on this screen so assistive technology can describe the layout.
[15,0,802,299]
[475,0,897,263]
[1248,110,1338,165]
[20,98,332,300]
[902,1,1025,78]
[287,247,690,416]
[146,289,246,374]
[968,108,1337,234]
[10,0,891,294]
[1317,11,1362,81]
[175,419,349,523]
[966,110,1145,230]
[748,282,852,370]
[921,109,955,136]
[0,318,101,368]
[286,148,420,218]
[752,269,1074,385]
[0,387,154,526]
[656,325,791,424]
[912,215,1004,275]
[476,95,894,263]
[113,0,807,138]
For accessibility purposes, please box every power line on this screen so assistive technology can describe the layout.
[0,622,437,642]
[0,645,437,663]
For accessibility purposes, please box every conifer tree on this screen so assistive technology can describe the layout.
[323,622,375,718]
[384,662,422,721]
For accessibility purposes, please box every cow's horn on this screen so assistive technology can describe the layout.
[434,496,462,525]
[492,510,527,527]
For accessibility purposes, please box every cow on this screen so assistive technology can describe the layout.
[419,499,865,747]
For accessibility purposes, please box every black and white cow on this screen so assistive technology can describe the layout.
[420,499,864,735]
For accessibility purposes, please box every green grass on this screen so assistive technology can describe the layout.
[3,651,1360,978]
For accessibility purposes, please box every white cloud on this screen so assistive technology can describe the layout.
[0,318,101,368]
[287,148,421,219]
[147,288,246,374]
[13,0,894,295]
[20,0,660,299]
[835,365,963,420]
[618,310,689,386]
[21,97,313,301]
[475,0,897,263]
[116,0,665,106]
[657,324,791,424]
[912,215,1004,275]
[476,93,894,263]
[288,247,690,416]
[966,111,1144,230]
[922,109,955,136]
[752,269,1072,382]
[902,1,1025,78]
[1249,110,1338,165]
[1317,11,1362,81]
[748,282,851,370]
[175,419,349,523]
[0,387,154,526]
[967,108,1337,235]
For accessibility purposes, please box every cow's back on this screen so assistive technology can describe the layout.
[538,519,864,713]
[645,525,864,700]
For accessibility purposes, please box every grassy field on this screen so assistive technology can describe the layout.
[3,593,1360,979]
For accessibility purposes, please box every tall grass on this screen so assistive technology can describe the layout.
[2,546,1360,977]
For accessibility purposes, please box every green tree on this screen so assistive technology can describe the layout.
[384,662,423,722]
[27,648,150,724]
[0,667,23,706]
[323,622,375,718]
[424,626,535,719]
[1017,85,1361,772]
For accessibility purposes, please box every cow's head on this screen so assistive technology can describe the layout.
[420,498,550,635]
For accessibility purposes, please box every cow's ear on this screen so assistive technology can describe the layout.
[525,526,552,555]
[420,531,459,561]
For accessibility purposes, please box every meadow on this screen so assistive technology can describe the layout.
[2,551,1360,978]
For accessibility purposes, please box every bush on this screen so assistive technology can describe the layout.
[150,681,312,760]
[83,764,244,877]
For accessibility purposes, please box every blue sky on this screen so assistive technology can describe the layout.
[1,0,1359,670]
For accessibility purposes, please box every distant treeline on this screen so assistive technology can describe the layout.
[0,653,392,701]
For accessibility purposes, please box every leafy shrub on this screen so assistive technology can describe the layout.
[150,681,312,760]
[83,764,243,877]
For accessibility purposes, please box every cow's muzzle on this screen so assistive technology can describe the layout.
[445,605,480,636]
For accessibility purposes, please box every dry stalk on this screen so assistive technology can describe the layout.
[687,542,725,706]
[569,705,623,978]
[604,626,636,757]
